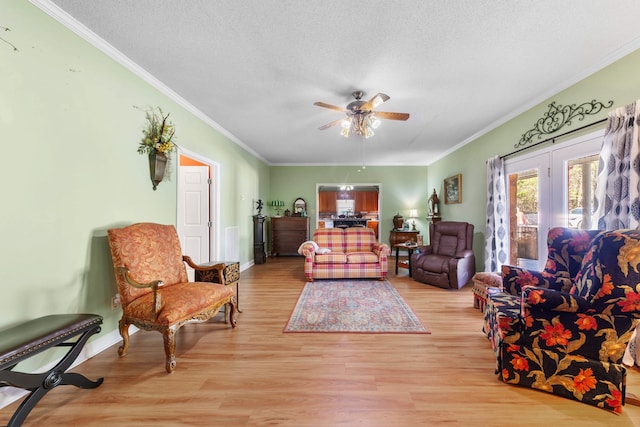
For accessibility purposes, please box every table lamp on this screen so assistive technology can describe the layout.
[409,209,418,230]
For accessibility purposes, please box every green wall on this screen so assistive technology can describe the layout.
[5,0,640,372]
[270,50,640,273]
[269,166,429,244]
[427,48,640,270]
[1,0,269,341]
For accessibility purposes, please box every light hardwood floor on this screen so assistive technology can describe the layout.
[3,257,639,426]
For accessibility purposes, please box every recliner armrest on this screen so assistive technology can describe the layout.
[413,245,433,260]
[454,249,474,259]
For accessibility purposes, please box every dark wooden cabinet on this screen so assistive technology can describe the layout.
[253,215,266,264]
[271,216,309,256]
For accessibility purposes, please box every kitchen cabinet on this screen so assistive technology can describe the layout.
[318,191,337,213]
[354,191,379,213]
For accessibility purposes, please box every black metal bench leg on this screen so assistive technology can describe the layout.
[1,324,103,427]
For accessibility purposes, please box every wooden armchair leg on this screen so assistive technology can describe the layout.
[228,296,238,328]
[163,328,177,373]
[117,319,130,357]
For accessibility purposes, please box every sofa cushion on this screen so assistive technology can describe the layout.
[126,282,234,325]
[315,252,347,264]
[347,251,379,264]
[313,228,345,252]
[344,227,377,253]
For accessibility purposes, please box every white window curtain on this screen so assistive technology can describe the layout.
[593,100,640,230]
[484,155,508,272]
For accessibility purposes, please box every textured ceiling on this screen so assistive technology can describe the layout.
[42,0,640,166]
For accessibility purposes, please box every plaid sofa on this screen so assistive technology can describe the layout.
[299,227,390,281]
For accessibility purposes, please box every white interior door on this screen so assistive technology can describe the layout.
[177,165,210,280]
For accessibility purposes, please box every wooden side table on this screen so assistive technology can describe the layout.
[389,229,420,247]
[195,261,241,322]
[394,242,418,277]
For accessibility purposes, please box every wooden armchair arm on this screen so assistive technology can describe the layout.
[116,267,163,314]
[183,256,226,284]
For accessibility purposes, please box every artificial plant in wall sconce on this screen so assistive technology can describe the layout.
[136,106,177,190]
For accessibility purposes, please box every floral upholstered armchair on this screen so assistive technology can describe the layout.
[501,227,601,295]
[484,229,640,413]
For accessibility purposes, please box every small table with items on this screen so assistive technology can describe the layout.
[195,261,241,321]
[394,242,419,277]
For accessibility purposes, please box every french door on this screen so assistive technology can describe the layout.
[504,130,603,270]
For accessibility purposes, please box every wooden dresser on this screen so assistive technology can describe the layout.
[271,216,309,256]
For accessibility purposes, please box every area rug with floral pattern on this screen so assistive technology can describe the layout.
[283,279,430,334]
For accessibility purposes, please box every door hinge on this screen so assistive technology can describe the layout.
[208,178,212,185]
[207,221,212,228]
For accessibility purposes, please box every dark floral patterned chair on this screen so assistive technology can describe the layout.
[483,229,640,413]
[501,227,601,295]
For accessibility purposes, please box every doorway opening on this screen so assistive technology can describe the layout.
[177,148,220,279]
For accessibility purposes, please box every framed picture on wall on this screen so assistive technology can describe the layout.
[444,174,461,204]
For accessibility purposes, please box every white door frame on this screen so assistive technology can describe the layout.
[177,147,221,262]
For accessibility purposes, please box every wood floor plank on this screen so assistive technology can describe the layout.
[2,257,639,426]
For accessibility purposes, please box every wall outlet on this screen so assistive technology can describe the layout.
[111,294,121,309]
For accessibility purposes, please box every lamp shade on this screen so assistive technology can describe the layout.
[409,209,418,218]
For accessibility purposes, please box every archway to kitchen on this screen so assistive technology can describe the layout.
[316,184,381,239]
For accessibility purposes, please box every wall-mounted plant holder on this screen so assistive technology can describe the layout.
[149,151,167,190]
[136,106,176,191]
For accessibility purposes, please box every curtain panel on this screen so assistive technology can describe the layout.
[593,100,640,230]
[484,155,508,272]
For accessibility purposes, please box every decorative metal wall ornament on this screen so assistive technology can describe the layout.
[1,26,18,51]
[515,99,613,148]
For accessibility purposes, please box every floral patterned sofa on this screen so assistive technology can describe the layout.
[299,227,390,281]
[501,227,601,295]
[483,229,640,413]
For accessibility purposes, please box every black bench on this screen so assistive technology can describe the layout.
[0,314,104,426]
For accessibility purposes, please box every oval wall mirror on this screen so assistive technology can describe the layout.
[293,197,306,215]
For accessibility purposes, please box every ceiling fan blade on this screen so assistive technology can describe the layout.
[360,93,390,111]
[318,118,344,130]
[375,111,410,121]
[313,101,346,112]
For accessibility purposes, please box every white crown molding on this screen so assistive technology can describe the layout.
[30,0,270,165]
[427,36,640,166]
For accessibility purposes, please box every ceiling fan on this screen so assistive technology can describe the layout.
[314,91,410,139]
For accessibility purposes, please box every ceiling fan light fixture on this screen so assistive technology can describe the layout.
[364,127,374,139]
[371,95,385,108]
[314,90,407,139]
[368,114,381,129]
